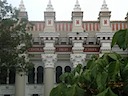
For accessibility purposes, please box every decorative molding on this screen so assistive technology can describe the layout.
[70,54,86,68]
[41,54,57,68]
[39,32,59,38]
[68,32,88,38]
[96,32,114,38]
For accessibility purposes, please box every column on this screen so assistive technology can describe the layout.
[41,54,57,96]
[15,72,25,96]
[34,66,37,84]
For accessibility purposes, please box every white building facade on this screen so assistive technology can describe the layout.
[0,0,128,96]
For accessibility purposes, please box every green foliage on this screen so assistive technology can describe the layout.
[111,29,128,50]
[50,53,128,96]
[0,1,33,72]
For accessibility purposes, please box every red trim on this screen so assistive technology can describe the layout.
[84,47,100,52]
[86,24,88,31]
[28,47,44,52]
[56,47,72,52]
[89,23,92,31]
[97,23,99,31]
[93,23,95,31]
[82,24,84,28]
[59,23,61,31]
[66,23,68,31]
[116,23,118,31]
[70,23,72,31]
[112,23,115,31]
[62,23,64,31]
[120,23,122,30]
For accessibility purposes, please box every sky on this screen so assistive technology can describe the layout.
[7,0,128,21]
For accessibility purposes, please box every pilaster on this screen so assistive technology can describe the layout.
[68,32,88,53]
[39,32,59,54]
[39,26,59,96]
[68,32,88,68]
[41,54,57,96]
[15,72,25,96]
[96,32,114,55]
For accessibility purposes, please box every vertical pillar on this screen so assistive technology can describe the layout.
[68,32,88,68]
[42,54,57,96]
[96,33,114,57]
[34,67,37,84]
[15,72,25,96]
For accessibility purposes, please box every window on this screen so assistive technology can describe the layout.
[28,67,35,84]
[89,42,93,45]
[37,66,43,84]
[32,94,38,96]
[103,37,105,40]
[56,66,62,83]
[0,67,7,84]
[108,37,110,40]
[4,95,10,96]
[64,66,71,73]
[9,67,16,84]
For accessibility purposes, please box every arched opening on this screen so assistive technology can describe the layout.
[28,67,35,84]
[37,66,43,84]
[56,66,62,83]
[64,66,71,73]
[9,67,16,84]
[32,94,38,96]
[0,67,7,84]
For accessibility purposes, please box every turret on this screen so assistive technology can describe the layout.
[43,0,56,32]
[71,0,83,32]
[18,0,28,19]
[98,0,112,32]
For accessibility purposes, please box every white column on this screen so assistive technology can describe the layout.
[41,54,57,96]
[70,54,86,68]
[34,66,37,84]
[15,72,25,96]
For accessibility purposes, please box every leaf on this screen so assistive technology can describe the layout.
[108,53,118,61]
[83,69,91,82]
[96,87,118,96]
[96,72,108,92]
[108,61,120,81]
[75,64,83,74]
[111,29,128,50]
[50,83,67,96]
[66,84,85,96]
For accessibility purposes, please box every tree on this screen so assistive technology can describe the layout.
[50,28,128,96]
[0,0,33,74]
[111,29,128,50]
[50,53,128,96]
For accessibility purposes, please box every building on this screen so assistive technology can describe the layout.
[0,0,128,96]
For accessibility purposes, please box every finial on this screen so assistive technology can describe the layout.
[19,0,26,12]
[73,0,81,11]
[46,0,54,11]
[101,0,109,11]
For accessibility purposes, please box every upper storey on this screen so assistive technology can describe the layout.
[28,20,127,32]
[19,0,128,32]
